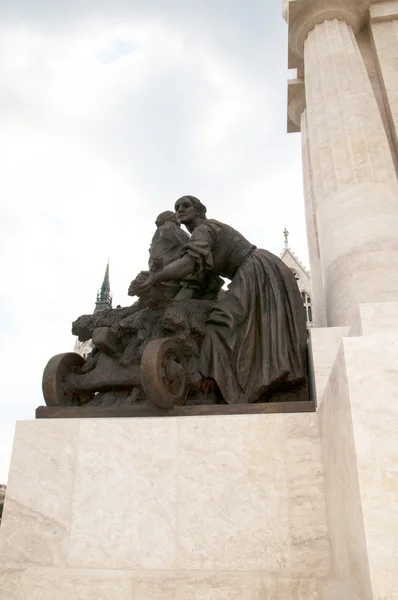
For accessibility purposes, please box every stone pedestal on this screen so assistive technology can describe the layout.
[312,302,398,600]
[0,412,330,599]
[2,304,398,599]
[283,1,398,596]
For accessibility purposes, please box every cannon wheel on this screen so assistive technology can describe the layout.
[141,338,188,410]
[42,353,93,406]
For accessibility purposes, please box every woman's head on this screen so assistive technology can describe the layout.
[175,195,207,225]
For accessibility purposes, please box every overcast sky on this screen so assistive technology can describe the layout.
[0,0,308,483]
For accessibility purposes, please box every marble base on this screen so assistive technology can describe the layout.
[309,326,349,406]
[315,303,398,600]
[0,567,324,599]
[0,412,329,599]
[4,302,397,598]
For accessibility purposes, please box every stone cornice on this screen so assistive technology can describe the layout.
[282,0,289,22]
[370,0,398,22]
[287,0,370,63]
[287,78,306,132]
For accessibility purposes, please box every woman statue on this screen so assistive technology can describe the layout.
[136,195,307,404]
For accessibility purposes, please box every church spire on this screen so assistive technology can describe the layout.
[95,260,112,313]
[283,227,289,248]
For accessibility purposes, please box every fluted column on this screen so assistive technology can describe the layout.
[301,109,327,327]
[288,79,327,326]
[370,1,398,159]
[288,0,398,326]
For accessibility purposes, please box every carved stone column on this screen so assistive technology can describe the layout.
[370,1,398,160]
[288,79,327,326]
[288,0,398,326]
[301,110,327,327]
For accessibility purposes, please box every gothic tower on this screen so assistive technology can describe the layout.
[280,229,313,326]
[94,261,112,313]
[74,261,113,358]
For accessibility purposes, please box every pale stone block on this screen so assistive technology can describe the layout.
[172,574,268,600]
[0,420,79,568]
[309,326,349,405]
[318,345,373,600]
[349,301,398,336]
[0,566,330,600]
[0,414,331,595]
[16,568,132,600]
[12,568,328,600]
[277,577,317,600]
[251,574,279,600]
[100,571,279,600]
[370,0,398,22]
[68,418,179,570]
[284,413,323,487]
[319,329,398,600]
[288,488,330,577]
[2,568,324,600]
[132,573,177,600]
[342,335,398,600]
[284,414,330,577]
[176,415,291,571]
[133,572,278,600]
[0,567,24,600]
[317,575,362,600]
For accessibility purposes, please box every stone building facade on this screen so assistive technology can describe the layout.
[283,1,398,598]
[280,230,313,326]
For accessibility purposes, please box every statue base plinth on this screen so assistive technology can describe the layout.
[0,410,329,599]
[35,397,314,420]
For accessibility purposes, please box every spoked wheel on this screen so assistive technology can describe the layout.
[42,353,93,406]
[141,338,187,410]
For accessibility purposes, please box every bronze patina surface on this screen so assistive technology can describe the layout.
[41,198,309,414]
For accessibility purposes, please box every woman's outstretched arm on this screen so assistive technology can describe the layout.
[134,254,196,295]
[156,254,196,281]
